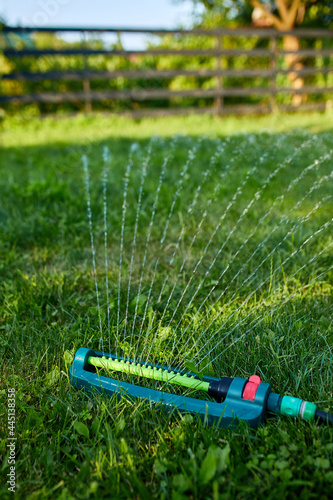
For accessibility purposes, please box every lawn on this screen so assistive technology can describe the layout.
[0,111,333,499]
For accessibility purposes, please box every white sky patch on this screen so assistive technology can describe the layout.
[1,0,204,49]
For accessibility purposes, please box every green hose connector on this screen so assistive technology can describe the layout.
[280,395,317,422]
[88,356,210,392]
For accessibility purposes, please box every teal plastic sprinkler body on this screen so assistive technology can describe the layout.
[70,348,333,428]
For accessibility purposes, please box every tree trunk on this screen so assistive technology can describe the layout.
[250,0,306,106]
[283,34,305,106]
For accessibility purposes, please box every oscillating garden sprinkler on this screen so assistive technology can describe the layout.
[70,347,333,428]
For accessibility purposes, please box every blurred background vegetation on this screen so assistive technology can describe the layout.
[0,0,332,116]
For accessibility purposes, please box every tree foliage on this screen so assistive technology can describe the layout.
[186,0,333,29]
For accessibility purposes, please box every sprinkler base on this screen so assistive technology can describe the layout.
[69,347,271,428]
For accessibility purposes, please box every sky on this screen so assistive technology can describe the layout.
[1,0,204,48]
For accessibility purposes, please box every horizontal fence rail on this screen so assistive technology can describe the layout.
[3,26,333,37]
[1,86,331,104]
[1,25,333,115]
[3,67,332,81]
[4,48,333,57]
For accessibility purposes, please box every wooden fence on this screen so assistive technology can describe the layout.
[1,25,333,116]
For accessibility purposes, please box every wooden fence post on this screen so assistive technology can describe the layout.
[83,31,92,113]
[83,78,92,113]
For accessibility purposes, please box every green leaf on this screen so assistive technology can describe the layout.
[185,359,215,380]
[267,329,275,341]
[154,459,167,475]
[116,417,125,433]
[275,459,289,470]
[73,421,89,439]
[173,474,191,492]
[63,350,73,369]
[45,367,60,386]
[201,444,230,479]
[325,471,333,483]
[89,307,106,326]
[91,417,100,435]
[184,359,203,381]
[199,449,217,485]
[27,408,44,426]
[119,438,128,454]
[182,414,193,424]
[216,443,230,472]
[198,360,215,377]
[280,469,293,481]
[314,457,330,469]
[158,326,172,341]
[130,294,147,309]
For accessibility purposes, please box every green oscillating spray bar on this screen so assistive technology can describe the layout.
[70,348,333,428]
[88,356,210,391]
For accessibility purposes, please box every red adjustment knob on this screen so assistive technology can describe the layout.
[242,375,261,401]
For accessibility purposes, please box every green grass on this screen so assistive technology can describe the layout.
[0,111,333,499]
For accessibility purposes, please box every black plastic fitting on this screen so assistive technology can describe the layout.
[315,409,333,426]
[208,377,233,403]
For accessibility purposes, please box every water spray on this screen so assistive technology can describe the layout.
[74,141,333,429]
[70,348,333,428]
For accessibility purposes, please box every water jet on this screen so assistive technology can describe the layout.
[70,134,333,428]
